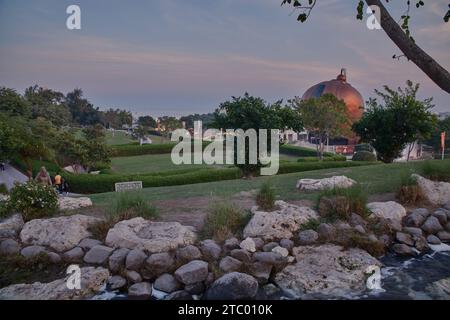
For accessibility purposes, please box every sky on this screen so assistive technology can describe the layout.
[0,0,449,117]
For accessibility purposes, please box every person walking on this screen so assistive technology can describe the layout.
[54,172,62,194]
[35,166,52,186]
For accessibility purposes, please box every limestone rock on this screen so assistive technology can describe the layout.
[427,234,441,245]
[78,238,102,251]
[199,239,222,261]
[219,256,242,273]
[404,209,429,227]
[296,176,356,191]
[21,245,47,259]
[230,249,252,263]
[154,273,182,293]
[367,201,406,222]
[437,231,450,242]
[62,247,85,263]
[272,246,289,257]
[248,262,272,285]
[204,272,258,300]
[58,197,92,211]
[174,260,209,285]
[126,270,142,283]
[0,214,24,239]
[175,245,202,264]
[433,210,448,226]
[108,248,130,273]
[83,245,114,265]
[392,243,416,256]
[143,252,175,278]
[108,275,127,290]
[412,174,450,206]
[125,249,147,271]
[396,232,414,246]
[263,242,279,252]
[279,239,294,252]
[317,223,336,242]
[0,239,20,255]
[223,238,240,251]
[239,237,256,252]
[128,282,151,299]
[421,216,444,234]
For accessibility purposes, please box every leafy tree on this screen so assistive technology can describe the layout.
[158,116,183,137]
[294,94,351,160]
[211,93,303,175]
[424,116,450,154]
[101,108,133,129]
[281,1,450,93]
[66,88,101,125]
[353,81,437,163]
[0,87,30,117]
[180,113,215,129]
[138,115,157,128]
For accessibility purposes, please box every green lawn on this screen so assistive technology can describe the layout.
[105,131,134,145]
[90,160,450,206]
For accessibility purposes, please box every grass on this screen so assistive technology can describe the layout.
[317,185,369,220]
[256,181,276,211]
[105,130,134,145]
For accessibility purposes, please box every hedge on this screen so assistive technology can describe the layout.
[111,141,211,157]
[296,155,346,162]
[280,145,334,158]
[352,151,377,162]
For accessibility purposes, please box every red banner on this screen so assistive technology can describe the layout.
[441,132,446,150]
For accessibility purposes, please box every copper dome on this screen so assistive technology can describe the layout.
[302,68,364,122]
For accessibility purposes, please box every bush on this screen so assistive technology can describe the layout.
[111,141,211,157]
[317,186,369,220]
[0,184,8,194]
[7,181,58,221]
[352,151,377,162]
[396,174,424,205]
[201,202,252,243]
[334,229,386,257]
[297,155,346,162]
[354,143,374,153]
[280,145,334,157]
[256,182,276,211]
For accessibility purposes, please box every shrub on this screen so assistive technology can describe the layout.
[201,202,252,243]
[299,218,322,231]
[297,155,346,162]
[111,141,211,157]
[396,174,424,205]
[7,181,58,221]
[352,151,377,162]
[334,229,386,257]
[256,182,276,211]
[280,145,334,157]
[317,186,369,220]
[354,143,374,153]
[0,184,8,194]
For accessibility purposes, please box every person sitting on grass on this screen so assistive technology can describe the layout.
[35,166,52,186]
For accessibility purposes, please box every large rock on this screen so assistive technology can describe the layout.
[367,201,406,222]
[412,174,450,206]
[154,273,182,293]
[296,176,356,191]
[298,229,319,245]
[105,218,196,253]
[108,248,130,273]
[143,252,175,278]
[421,216,444,234]
[175,245,202,264]
[128,282,152,299]
[0,214,24,239]
[21,245,47,259]
[243,201,318,241]
[174,260,209,285]
[62,247,85,263]
[404,209,429,227]
[204,272,258,300]
[219,256,242,273]
[20,215,101,252]
[83,245,114,265]
[0,267,109,300]
[199,239,222,261]
[0,239,21,255]
[125,249,147,271]
[58,197,92,211]
[392,243,416,256]
[274,244,381,298]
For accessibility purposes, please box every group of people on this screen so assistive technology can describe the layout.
[35,167,69,195]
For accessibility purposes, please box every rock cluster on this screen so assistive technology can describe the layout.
[296,176,356,191]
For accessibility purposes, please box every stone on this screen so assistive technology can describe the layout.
[108,248,130,273]
[349,213,367,227]
[0,214,24,238]
[219,256,242,273]
[354,225,366,234]
[223,238,240,251]
[263,283,280,297]
[296,176,356,191]
[165,290,193,300]
[58,197,92,210]
[253,252,286,267]
[126,270,143,283]
[274,244,381,299]
[367,201,406,222]
[230,249,252,263]
[425,278,450,300]
[252,238,264,250]
[128,282,151,299]
[427,234,441,245]
[279,239,294,252]
[83,245,114,265]
[204,272,258,300]
[184,282,205,295]
[396,232,414,246]
[154,273,182,293]
[175,245,202,264]
[78,238,102,251]
[437,231,450,242]
[317,223,336,242]
[379,234,392,246]
[239,237,256,252]
[105,218,196,253]
[412,174,450,206]
[263,242,279,252]
[62,247,85,263]
[47,252,61,264]
[21,245,47,259]
[404,209,429,227]
[0,267,109,300]
[248,262,272,285]
[272,246,289,257]
[392,243,416,256]
[143,252,175,278]
[298,229,319,245]
[243,201,318,241]
[421,216,444,234]
[108,275,127,290]
[402,227,423,237]
[20,215,101,252]
[413,235,429,252]
[433,210,448,226]
[174,260,209,285]
[205,272,215,287]
[0,239,20,255]
[199,239,222,261]
[125,249,147,271]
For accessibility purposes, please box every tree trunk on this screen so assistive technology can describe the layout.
[406,141,415,162]
[365,0,450,93]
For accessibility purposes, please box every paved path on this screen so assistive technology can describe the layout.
[0,164,29,191]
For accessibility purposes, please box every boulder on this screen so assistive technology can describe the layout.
[239,237,256,252]
[272,246,289,257]
[83,245,114,265]
[108,248,130,273]
[402,227,423,237]
[20,215,101,252]
[199,239,222,261]
[0,267,109,300]
[175,245,202,264]
[143,252,175,278]
[274,244,381,298]
[126,270,142,283]
[367,201,406,222]
[219,256,242,273]
[296,176,356,191]
[165,290,193,300]
[412,174,450,206]
[262,242,279,252]
[230,249,252,263]
[243,201,318,241]
[392,243,416,256]
[128,282,152,299]
[395,232,414,246]
[0,214,24,239]
[174,260,209,285]
[21,245,47,259]
[204,272,258,300]
[108,275,127,290]
[433,210,448,226]
[248,262,272,285]
[58,197,92,211]
[47,252,61,264]
[404,209,429,227]
[125,249,147,271]
[0,239,20,255]
[184,282,205,295]
[223,238,240,251]
[78,238,102,251]
[253,252,286,267]
[252,238,265,250]
[427,234,441,245]
[421,216,444,234]
[317,223,336,242]
[62,247,85,263]
[105,218,196,253]
[153,273,182,293]
[437,231,450,242]
[298,230,319,245]
[412,235,429,252]
[279,239,294,252]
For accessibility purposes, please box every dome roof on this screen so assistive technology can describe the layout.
[302,69,364,122]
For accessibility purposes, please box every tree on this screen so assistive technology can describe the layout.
[0,87,31,117]
[180,113,215,129]
[353,81,437,163]
[66,88,101,125]
[424,116,450,154]
[138,115,157,128]
[211,93,303,175]
[158,116,183,137]
[100,108,133,129]
[294,94,351,160]
[281,1,450,93]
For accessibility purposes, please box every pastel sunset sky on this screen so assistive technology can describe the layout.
[0,0,449,116]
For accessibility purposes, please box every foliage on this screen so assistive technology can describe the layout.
[277,160,376,175]
[66,88,101,126]
[396,174,423,205]
[317,185,369,220]
[100,108,133,129]
[111,141,211,157]
[158,116,183,136]
[0,87,31,117]
[280,144,334,158]
[352,151,377,162]
[110,192,158,219]
[256,181,276,211]
[353,81,437,163]
[180,113,215,129]
[0,184,8,194]
[201,202,252,242]
[424,117,450,152]
[137,115,157,128]
[297,155,346,162]
[354,143,374,153]
[420,160,450,182]
[6,181,58,221]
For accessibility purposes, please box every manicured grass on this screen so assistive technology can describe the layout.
[90,160,450,206]
[105,131,134,145]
